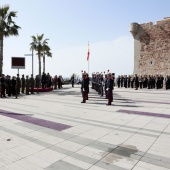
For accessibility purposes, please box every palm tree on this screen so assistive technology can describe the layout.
[0,5,21,75]
[31,34,50,77]
[42,44,52,73]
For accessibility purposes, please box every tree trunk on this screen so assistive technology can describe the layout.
[0,32,4,76]
[38,51,41,78]
[43,55,45,73]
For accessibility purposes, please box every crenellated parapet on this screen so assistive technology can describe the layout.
[130,22,139,38]
[130,17,170,75]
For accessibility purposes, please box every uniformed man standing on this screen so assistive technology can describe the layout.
[6,75,10,96]
[99,74,104,97]
[120,75,124,87]
[104,74,108,99]
[16,74,21,95]
[131,75,134,88]
[0,74,6,98]
[21,74,25,94]
[25,75,30,95]
[160,75,164,88]
[134,74,139,90]
[106,74,113,105]
[166,75,170,90]
[46,73,50,87]
[117,75,120,88]
[30,74,35,94]
[127,75,131,88]
[41,72,46,89]
[7,76,12,96]
[139,76,143,89]
[35,75,40,93]
[81,73,88,103]
[58,76,61,89]
[124,75,127,88]
[11,76,16,96]
[86,74,90,100]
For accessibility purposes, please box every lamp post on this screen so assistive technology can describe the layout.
[24,47,34,77]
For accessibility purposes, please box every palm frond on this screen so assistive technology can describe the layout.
[0,5,21,37]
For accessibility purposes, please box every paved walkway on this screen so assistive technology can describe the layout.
[0,85,170,170]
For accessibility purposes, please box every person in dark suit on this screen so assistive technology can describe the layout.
[30,74,34,94]
[120,75,124,87]
[124,75,127,88]
[21,74,25,94]
[7,75,12,96]
[166,75,170,90]
[0,74,6,98]
[41,72,47,89]
[25,75,30,95]
[58,76,61,89]
[139,75,143,89]
[86,74,90,100]
[134,74,139,90]
[160,75,164,88]
[127,75,131,88]
[81,73,88,103]
[11,76,16,96]
[6,75,10,97]
[16,74,21,95]
[117,75,120,88]
[35,75,40,93]
[106,74,113,105]
[104,74,108,99]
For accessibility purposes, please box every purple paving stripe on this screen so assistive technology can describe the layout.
[117,109,170,119]
[0,109,72,131]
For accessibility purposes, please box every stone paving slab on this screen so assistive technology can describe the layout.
[0,85,170,169]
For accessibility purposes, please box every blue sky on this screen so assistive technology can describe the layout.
[1,0,170,77]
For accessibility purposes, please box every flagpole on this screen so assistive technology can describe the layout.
[88,58,89,75]
[88,41,89,75]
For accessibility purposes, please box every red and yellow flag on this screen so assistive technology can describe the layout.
[87,43,90,61]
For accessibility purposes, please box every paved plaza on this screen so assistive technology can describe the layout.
[0,85,170,170]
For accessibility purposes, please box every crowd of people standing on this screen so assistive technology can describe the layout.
[0,72,63,98]
[91,73,114,105]
[82,73,170,106]
[2,71,169,105]
[116,74,170,90]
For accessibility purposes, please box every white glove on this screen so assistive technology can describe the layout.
[83,88,85,92]
[106,88,109,91]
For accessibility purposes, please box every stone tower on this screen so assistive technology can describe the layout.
[130,17,170,75]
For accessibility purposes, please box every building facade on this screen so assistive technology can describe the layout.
[130,17,170,75]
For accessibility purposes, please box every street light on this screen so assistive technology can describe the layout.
[24,47,34,77]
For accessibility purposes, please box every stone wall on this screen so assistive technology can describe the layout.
[130,17,170,75]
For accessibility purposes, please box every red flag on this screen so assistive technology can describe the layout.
[87,43,90,61]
